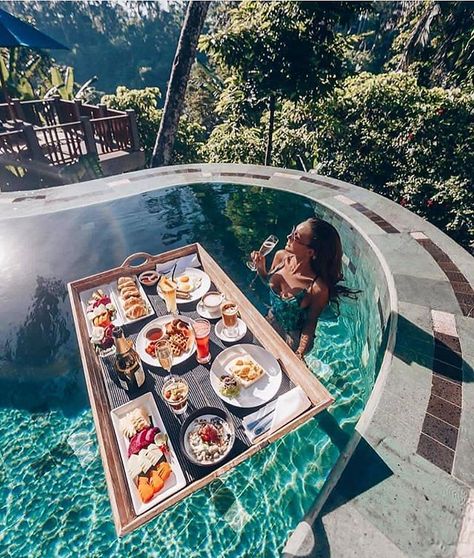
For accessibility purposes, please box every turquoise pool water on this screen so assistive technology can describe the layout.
[0,184,382,557]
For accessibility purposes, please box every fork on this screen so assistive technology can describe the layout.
[253,417,273,437]
[246,407,275,431]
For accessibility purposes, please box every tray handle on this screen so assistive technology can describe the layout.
[121,252,153,270]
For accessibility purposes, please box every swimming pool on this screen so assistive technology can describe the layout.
[0,183,383,557]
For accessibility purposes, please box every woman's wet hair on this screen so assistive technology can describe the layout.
[306,217,360,308]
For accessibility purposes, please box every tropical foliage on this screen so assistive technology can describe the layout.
[2,1,472,250]
[102,86,205,165]
[315,73,473,247]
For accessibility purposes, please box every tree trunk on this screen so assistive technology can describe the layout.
[151,1,210,168]
[264,93,276,166]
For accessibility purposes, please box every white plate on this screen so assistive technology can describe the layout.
[210,344,282,408]
[135,315,196,367]
[157,268,211,305]
[110,392,186,516]
[183,414,235,466]
[80,283,122,335]
[215,318,247,342]
[196,300,221,320]
[113,277,155,325]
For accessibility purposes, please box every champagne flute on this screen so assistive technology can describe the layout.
[155,338,173,378]
[246,235,279,271]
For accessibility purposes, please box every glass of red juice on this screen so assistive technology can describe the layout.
[192,318,211,364]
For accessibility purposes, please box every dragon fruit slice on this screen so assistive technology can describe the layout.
[128,427,160,458]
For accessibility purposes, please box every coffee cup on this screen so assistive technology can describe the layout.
[202,291,224,313]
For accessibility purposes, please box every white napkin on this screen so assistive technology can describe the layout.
[155,253,201,277]
[243,386,311,444]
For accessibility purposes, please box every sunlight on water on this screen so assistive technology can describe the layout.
[0,184,382,557]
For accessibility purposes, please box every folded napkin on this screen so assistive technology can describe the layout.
[243,386,311,444]
[155,253,201,277]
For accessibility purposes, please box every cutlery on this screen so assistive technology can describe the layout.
[254,417,273,437]
[247,407,275,431]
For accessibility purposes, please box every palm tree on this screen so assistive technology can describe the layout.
[151,1,210,167]
[398,1,474,87]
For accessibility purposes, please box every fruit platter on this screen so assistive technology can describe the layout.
[111,392,186,515]
[81,288,118,357]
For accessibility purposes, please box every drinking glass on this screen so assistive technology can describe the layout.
[161,375,189,415]
[158,278,177,314]
[246,235,279,271]
[155,338,173,377]
[192,318,211,364]
[221,301,239,338]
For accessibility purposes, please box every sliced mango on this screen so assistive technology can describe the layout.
[151,470,165,493]
[138,479,154,503]
[156,462,172,482]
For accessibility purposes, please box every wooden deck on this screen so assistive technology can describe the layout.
[67,243,334,535]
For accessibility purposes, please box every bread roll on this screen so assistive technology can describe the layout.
[124,296,143,310]
[120,288,141,300]
[118,277,135,289]
[126,303,147,320]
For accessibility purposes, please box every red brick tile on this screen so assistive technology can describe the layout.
[427,395,461,428]
[422,414,459,450]
[417,434,454,473]
[432,375,462,406]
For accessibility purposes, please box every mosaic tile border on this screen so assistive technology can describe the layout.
[416,310,463,474]
[300,176,341,190]
[335,195,399,233]
[411,232,474,318]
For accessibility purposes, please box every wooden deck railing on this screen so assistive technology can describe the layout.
[36,121,86,165]
[0,97,141,170]
[92,115,133,154]
[0,129,27,162]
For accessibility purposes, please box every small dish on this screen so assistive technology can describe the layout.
[196,300,221,320]
[139,270,160,287]
[215,318,247,342]
[179,407,235,467]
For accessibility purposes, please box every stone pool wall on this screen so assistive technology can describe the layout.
[1,162,473,558]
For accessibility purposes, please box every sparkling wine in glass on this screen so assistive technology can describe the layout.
[246,235,279,271]
[155,338,173,377]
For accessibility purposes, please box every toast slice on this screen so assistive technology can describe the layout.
[226,354,265,388]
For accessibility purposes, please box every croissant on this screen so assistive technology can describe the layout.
[118,277,135,289]
[124,296,143,310]
[120,288,141,300]
[126,303,147,320]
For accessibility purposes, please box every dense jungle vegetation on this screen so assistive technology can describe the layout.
[3,1,473,250]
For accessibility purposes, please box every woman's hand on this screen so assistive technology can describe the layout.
[251,250,266,277]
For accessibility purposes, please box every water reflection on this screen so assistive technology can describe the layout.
[0,184,324,414]
[14,276,70,368]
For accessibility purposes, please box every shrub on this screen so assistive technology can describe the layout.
[102,86,206,165]
[314,72,474,250]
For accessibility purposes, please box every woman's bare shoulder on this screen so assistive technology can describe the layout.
[271,249,289,268]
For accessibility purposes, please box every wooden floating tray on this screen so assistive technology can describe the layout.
[68,243,334,536]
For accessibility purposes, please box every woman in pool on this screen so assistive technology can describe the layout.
[251,217,354,358]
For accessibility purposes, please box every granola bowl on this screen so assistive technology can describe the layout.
[179,407,235,467]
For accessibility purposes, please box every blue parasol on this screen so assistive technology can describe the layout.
[0,7,68,119]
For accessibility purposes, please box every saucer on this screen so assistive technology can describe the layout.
[215,318,247,342]
[196,300,221,320]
